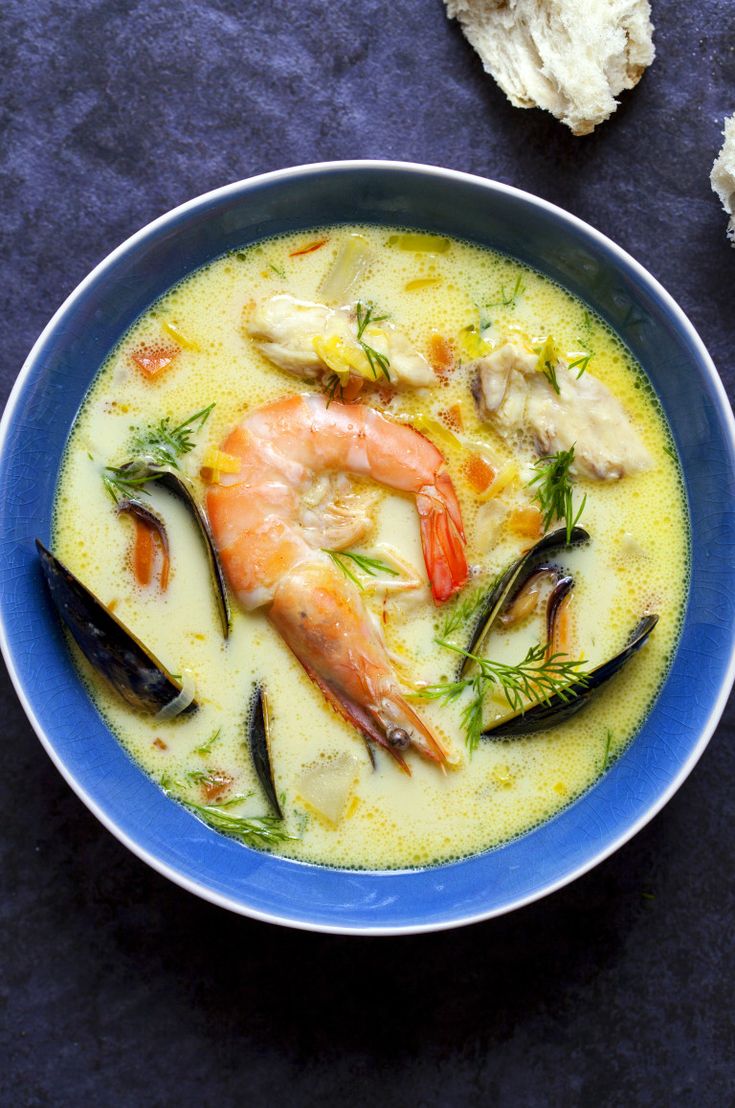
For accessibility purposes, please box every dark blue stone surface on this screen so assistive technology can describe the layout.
[1,2,733,1103]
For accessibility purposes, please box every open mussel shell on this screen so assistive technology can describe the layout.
[37,539,197,716]
[116,462,231,639]
[247,684,283,818]
[460,526,590,676]
[481,614,659,740]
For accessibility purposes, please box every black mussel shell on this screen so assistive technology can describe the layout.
[37,540,197,716]
[150,468,231,639]
[460,526,590,676]
[481,614,659,739]
[247,684,283,818]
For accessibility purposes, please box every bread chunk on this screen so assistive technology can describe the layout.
[444,0,655,135]
[711,114,735,246]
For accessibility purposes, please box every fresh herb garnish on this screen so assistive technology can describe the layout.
[187,805,296,844]
[325,549,399,590]
[268,262,286,279]
[193,728,221,757]
[439,580,499,641]
[324,372,344,407]
[567,351,593,378]
[486,273,526,310]
[103,404,214,503]
[418,640,589,753]
[527,446,587,543]
[663,444,677,462]
[601,728,613,771]
[356,301,391,381]
[130,404,215,467]
[159,773,292,843]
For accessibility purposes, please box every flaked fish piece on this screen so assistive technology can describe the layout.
[247,294,435,388]
[472,341,651,480]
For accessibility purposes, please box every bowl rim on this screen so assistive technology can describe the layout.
[2,159,734,935]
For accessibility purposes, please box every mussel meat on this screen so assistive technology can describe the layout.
[247,684,283,818]
[481,614,659,739]
[460,526,590,676]
[112,461,231,638]
[37,539,197,717]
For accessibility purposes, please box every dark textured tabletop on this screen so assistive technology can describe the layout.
[2,2,734,1104]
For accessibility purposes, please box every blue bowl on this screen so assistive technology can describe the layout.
[2,162,734,934]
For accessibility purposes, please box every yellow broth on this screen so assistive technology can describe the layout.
[53,225,689,869]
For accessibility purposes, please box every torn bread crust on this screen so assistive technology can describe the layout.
[444,0,655,136]
[711,114,735,246]
[472,341,652,480]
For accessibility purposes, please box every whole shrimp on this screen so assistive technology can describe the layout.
[207,393,468,771]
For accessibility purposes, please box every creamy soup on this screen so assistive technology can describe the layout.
[53,225,689,869]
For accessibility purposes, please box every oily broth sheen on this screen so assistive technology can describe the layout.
[54,225,689,870]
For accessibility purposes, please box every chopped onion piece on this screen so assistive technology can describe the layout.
[155,668,197,720]
[319,234,371,303]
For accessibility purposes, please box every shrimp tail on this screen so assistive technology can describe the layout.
[417,474,469,603]
[297,656,412,775]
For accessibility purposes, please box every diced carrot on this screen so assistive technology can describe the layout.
[202,771,233,802]
[153,738,168,751]
[289,238,328,257]
[131,343,179,379]
[427,333,455,377]
[439,404,463,433]
[508,505,543,538]
[464,453,496,494]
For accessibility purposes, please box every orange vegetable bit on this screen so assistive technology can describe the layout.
[201,770,233,802]
[153,737,168,751]
[508,505,543,538]
[427,333,455,377]
[289,238,328,257]
[131,342,179,380]
[463,453,496,494]
[439,404,463,433]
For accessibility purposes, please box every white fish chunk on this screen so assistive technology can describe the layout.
[473,341,651,480]
[247,294,435,388]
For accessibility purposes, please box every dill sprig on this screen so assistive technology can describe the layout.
[567,338,593,379]
[130,403,215,467]
[527,446,586,543]
[193,728,221,756]
[187,805,296,845]
[160,773,293,843]
[103,403,214,503]
[325,548,399,590]
[324,372,345,407]
[601,728,613,771]
[487,273,526,310]
[418,640,589,753]
[439,580,499,640]
[268,262,286,279]
[356,301,391,381]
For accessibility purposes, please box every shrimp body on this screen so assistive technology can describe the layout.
[207,393,468,769]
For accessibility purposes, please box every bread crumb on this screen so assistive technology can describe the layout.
[444,0,655,136]
[711,114,735,246]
